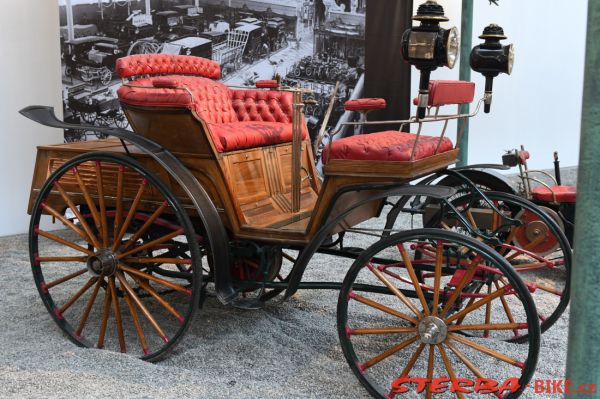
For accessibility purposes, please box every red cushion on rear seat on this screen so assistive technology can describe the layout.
[531,185,577,203]
[117,75,238,124]
[116,54,221,80]
[323,131,454,163]
[207,122,308,152]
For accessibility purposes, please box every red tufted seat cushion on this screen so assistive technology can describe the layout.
[322,131,454,163]
[207,122,308,152]
[116,54,221,79]
[531,185,577,203]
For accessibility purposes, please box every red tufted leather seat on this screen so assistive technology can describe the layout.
[531,185,577,203]
[322,131,454,163]
[116,55,307,153]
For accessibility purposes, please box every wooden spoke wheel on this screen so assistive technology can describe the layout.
[29,153,203,361]
[423,191,571,340]
[338,229,540,399]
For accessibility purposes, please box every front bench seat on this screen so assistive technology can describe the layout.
[116,54,307,153]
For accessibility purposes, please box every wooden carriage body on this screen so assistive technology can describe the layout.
[29,54,462,246]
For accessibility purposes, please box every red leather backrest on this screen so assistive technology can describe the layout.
[116,54,221,80]
[412,80,475,107]
[230,89,293,123]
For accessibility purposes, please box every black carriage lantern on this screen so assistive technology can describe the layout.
[470,24,514,113]
[401,0,460,119]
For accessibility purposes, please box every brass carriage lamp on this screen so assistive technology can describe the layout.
[401,0,460,119]
[470,24,514,113]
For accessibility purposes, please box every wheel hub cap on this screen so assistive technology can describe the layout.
[418,316,447,344]
[87,250,118,277]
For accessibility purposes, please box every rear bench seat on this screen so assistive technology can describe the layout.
[116,54,307,153]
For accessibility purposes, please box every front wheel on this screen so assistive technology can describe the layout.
[338,229,540,399]
[29,152,203,360]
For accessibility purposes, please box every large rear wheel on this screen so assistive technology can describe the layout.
[338,229,540,399]
[29,152,203,360]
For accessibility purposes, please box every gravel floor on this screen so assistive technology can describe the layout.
[0,202,570,399]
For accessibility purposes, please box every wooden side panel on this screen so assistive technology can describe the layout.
[122,105,217,157]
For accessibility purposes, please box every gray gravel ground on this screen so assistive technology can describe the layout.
[0,168,574,398]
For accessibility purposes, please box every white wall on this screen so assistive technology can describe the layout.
[0,1,63,236]
[411,0,587,169]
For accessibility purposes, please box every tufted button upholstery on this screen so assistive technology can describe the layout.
[207,122,308,152]
[531,185,577,203]
[322,131,454,163]
[231,89,293,123]
[117,75,238,124]
[115,54,221,80]
[344,98,387,112]
[412,80,475,107]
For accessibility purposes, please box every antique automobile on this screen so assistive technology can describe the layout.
[234,23,267,62]
[154,10,184,39]
[102,12,156,42]
[19,3,568,398]
[410,146,577,246]
[172,4,205,35]
[266,17,288,51]
[161,36,212,59]
[63,36,128,86]
[66,85,127,134]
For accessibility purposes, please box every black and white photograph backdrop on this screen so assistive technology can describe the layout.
[58,0,366,153]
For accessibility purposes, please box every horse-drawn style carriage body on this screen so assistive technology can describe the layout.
[266,17,287,51]
[21,4,571,398]
[160,36,212,59]
[172,4,205,35]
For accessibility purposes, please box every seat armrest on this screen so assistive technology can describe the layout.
[256,80,279,89]
[344,98,387,112]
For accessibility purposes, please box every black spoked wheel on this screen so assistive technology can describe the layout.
[29,152,203,361]
[338,229,540,399]
[423,191,571,340]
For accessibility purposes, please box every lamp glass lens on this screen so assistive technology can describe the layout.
[408,31,437,60]
[507,44,515,75]
[446,26,460,69]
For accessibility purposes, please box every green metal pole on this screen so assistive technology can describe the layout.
[456,0,473,167]
[565,0,600,393]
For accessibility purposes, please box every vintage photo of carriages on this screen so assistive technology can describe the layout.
[59,0,366,154]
